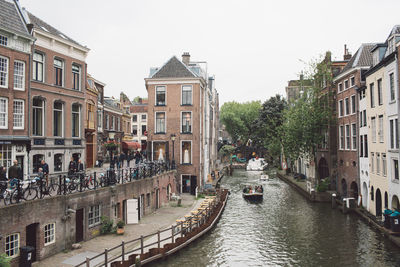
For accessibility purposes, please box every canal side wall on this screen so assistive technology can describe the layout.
[277,173,331,202]
[0,171,177,267]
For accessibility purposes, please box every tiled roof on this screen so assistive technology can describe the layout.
[341,43,376,73]
[151,56,196,78]
[0,0,31,39]
[27,11,84,47]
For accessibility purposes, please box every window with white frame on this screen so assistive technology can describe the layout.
[351,123,356,150]
[0,34,8,47]
[371,153,375,173]
[345,125,350,150]
[72,104,80,137]
[344,80,349,89]
[360,111,363,128]
[376,153,380,175]
[181,112,192,133]
[182,85,192,105]
[54,58,64,86]
[345,98,349,115]
[111,116,115,130]
[72,64,80,90]
[13,100,24,129]
[88,205,101,227]
[370,83,375,108]
[350,76,355,87]
[379,115,384,143]
[105,114,109,130]
[5,233,19,257]
[32,97,44,136]
[181,141,192,164]
[54,154,63,172]
[390,119,395,149]
[363,110,367,127]
[44,223,55,245]
[117,117,120,131]
[360,136,363,157]
[338,83,343,92]
[371,117,376,142]
[132,115,137,122]
[377,79,382,106]
[339,100,343,117]
[53,101,63,137]
[382,154,387,176]
[33,52,44,82]
[394,159,399,180]
[351,95,356,114]
[156,86,166,106]
[156,112,166,133]
[390,73,395,101]
[13,61,24,90]
[141,114,146,122]
[364,135,368,157]
[396,119,399,149]
[0,97,8,129]
[339,125,344,149]
[0,56,8,88]
[132,125,137,135]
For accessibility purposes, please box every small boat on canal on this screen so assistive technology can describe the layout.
[242,185,263,201]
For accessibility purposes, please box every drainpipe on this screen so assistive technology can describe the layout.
[27,39,35,177]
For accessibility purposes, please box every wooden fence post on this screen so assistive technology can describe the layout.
[180,221,184,237]
[140,235,144,255]
[171,226,175,243]
[122,241,125,261]
[104,248,108,266]
[85,257,90,267]
[157,231,160,249]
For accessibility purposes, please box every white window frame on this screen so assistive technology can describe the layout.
[371,117,376,143]
[345,97,350,116]
[72,63,81,91]
[155,86,167,106]
[105,114,109,130]
[351,123,356,150]
[371,153,375,173]
[33,98,44,136]
[180,111,192,134]
[33,52,44,82]
[72,104,80,138]
[393,158,399,180]
[339,125,344,150]
[13,60,25,91]
[0,97,8,129]
[344,79,349,90]
[376,153,380,175]
[382,153,387,176]
[155,111,166,134]
[390,72,395,102]
[13,99,24,130]
[181,85,193,105]
[339,100,343,117]
[53,101,64,137]
[5,233,19,258]
[338,83,343,92]
[111,116,115,130]
[180,140,192,164]
[351,95,356,114]
[44,223,56,245]
[379,115,384,143]
[345,124,350,150]
[0,34,8,47]
[0,55,8,88]
[88,205,101,227]
[350,76,355,87]
[54,58,64,87]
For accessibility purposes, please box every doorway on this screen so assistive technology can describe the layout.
[182,175,191,193]
[75,208,84,243]
[375,189,382,217]
[190,176,197,195]
[16,156,24,179]
[26,223,38,262]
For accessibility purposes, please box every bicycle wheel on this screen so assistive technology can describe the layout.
[23,187,37,201]
[3,192,11,206]
[10,190,22,204]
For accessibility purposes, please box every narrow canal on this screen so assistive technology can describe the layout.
[152,169,400,267]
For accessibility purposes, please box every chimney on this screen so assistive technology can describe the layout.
[343,44,352,60]
[182,52,190,65]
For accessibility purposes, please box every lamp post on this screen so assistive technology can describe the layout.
[107,130,116,185]
[171,134,176,169]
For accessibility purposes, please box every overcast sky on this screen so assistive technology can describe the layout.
[20,0,400,105]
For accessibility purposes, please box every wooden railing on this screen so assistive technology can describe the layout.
[75,190,227,267]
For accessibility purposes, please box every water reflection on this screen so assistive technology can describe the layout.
[151,170,400,267]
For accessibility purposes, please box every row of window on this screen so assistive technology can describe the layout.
[0,98,24,129]
[152,141,192,164]
[132,114,146,122]
[337,76,356,92]
[338,95,356,117]
[155,85,192,106]
[371,116,385,144]
[104,114,121,131]
[33,52,81,90]
[370,73,396,108]
[132,124,146,136]
[370,153,399,180]
[155,111,192,134]
[33,98,81,138]
[0,56,25,90]
[339,124,357,150]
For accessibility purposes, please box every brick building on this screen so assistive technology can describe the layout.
[0,0,34,178]
[27,11,89,174]
[145,53,219,194]
[130,98,148,152]
[85,74,98,168]
[93,77,105,164]
[333,43,375,198]
[103,96,123,159]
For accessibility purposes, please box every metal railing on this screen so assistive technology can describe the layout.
[0,161,174,206]
[74,191,226,267]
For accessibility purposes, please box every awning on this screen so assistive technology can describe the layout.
[122,141,141,150]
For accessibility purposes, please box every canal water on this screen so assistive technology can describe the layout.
[151,169,400,267]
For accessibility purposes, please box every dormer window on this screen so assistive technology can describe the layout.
[0,34,7,47]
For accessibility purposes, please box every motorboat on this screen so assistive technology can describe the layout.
[260,174,269,182]
[242,185,263,201]
[246,158,268,171]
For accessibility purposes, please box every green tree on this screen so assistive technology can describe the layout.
[220,101,261,143]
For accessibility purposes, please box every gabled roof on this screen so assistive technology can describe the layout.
[27,11,84,47]
[151,56,196,78]
[340,43,376,73]
[0,0,32,39]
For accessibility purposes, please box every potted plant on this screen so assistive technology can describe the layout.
[103,141,119,151]
[116,220,125,235]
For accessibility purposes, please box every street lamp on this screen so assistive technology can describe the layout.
[171,134,176,169]
[108,130,116,170]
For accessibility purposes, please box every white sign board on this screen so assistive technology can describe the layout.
[126,198,139,224]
